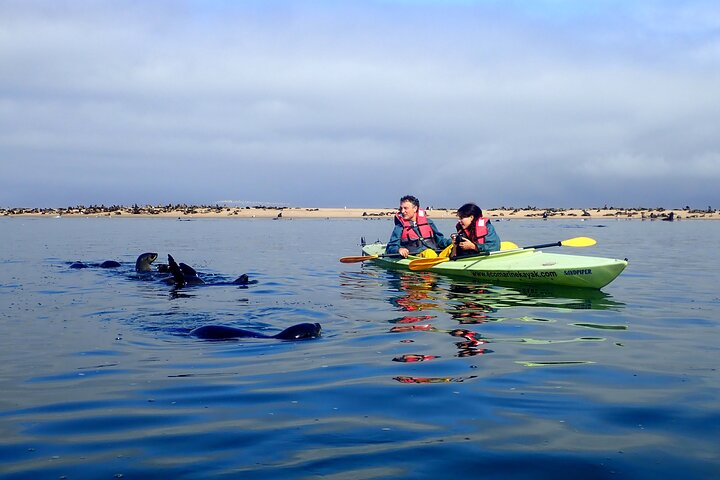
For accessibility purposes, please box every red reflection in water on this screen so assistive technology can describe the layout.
[390,315,436,324]
[392,354,439,363]
[389,324,438,333]
[394,375,478,384]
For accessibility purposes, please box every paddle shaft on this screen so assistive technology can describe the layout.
[452,239,584,258]
[408,236,595,271]
[339,253,404,263]
[523,241,562,250]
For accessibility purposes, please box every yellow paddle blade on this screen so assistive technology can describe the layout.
[560,237,596,247]
[339,255,378,263]
[500,241,518,250]
[408,257,449,271]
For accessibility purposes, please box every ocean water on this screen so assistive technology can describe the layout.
[0,216,718,479]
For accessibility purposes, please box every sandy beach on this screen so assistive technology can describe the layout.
[1,205,717,220]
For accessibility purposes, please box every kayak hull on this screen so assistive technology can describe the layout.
[360,244,627,289]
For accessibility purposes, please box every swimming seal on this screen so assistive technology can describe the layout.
[167,255,254,287]
[136,252,158,272]
[70,260,121,269]
[190,322,321,340]
[99,260,121,268]
[232,274,252,285]
[167,254,205,287]
[179,261,204,284]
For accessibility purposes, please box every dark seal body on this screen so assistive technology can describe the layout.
[167,254,205,286]
[190,322,321,340]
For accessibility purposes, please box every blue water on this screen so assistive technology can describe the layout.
[0,216,718,479]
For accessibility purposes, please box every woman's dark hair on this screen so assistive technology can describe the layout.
[400,195,420,208]
[456,203,483,219]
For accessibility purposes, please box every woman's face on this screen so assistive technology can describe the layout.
[457,215,474,229]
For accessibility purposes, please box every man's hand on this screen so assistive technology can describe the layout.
[399,247,410,258]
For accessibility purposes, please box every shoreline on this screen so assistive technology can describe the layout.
[1,206,717,220]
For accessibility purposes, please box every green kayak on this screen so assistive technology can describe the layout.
[360,243,627,289]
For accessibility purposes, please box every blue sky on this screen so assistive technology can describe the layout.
[1,0,718,209]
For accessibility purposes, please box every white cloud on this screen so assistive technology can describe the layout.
[1,0,719,208]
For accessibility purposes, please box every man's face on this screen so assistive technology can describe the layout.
[399,201,418,221]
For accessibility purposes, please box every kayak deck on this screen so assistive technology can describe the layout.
[360,243,627,289]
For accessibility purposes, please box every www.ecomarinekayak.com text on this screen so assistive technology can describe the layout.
[470,271,558,279]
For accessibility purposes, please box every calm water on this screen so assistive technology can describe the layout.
[0,216,718,479]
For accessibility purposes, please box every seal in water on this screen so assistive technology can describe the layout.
[232,274,252,285]
[179,262,204,283]
[167,254,205,287]
[70,260,121,269]
[166,255,253,287]
[190,322,321,340]
[136,252,159,272]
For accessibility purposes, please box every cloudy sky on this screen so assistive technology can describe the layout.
[1,0,718,209]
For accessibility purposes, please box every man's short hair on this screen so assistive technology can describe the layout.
[400,195,420,208]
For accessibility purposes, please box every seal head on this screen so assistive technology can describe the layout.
[273,322,322,340]
[136,252,158,272]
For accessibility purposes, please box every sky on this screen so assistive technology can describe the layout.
[1,0,718,209]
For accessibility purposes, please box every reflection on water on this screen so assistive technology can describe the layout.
[1,218,718,479]
[394,375,479,384]
[387,271,442,312]
[572,322,628,330]
[342,267,630,389]
[448,281,627,311]
[516,360,596,367]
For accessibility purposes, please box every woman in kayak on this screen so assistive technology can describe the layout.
[451,203,501,258]
[386,195,453,258]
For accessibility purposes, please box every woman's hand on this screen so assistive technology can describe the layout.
[458,238,476,251]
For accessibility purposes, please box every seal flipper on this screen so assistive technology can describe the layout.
[168,254,186,287]
[179,261,204,284]
[179,263,198,276]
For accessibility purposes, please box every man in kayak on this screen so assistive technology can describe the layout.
[451,202,501,257]
[386,195,453,258]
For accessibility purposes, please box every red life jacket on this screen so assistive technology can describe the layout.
[456,217,490,244]
[396,209,434,241]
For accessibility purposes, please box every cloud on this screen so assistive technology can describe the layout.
[1,0,719,208]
